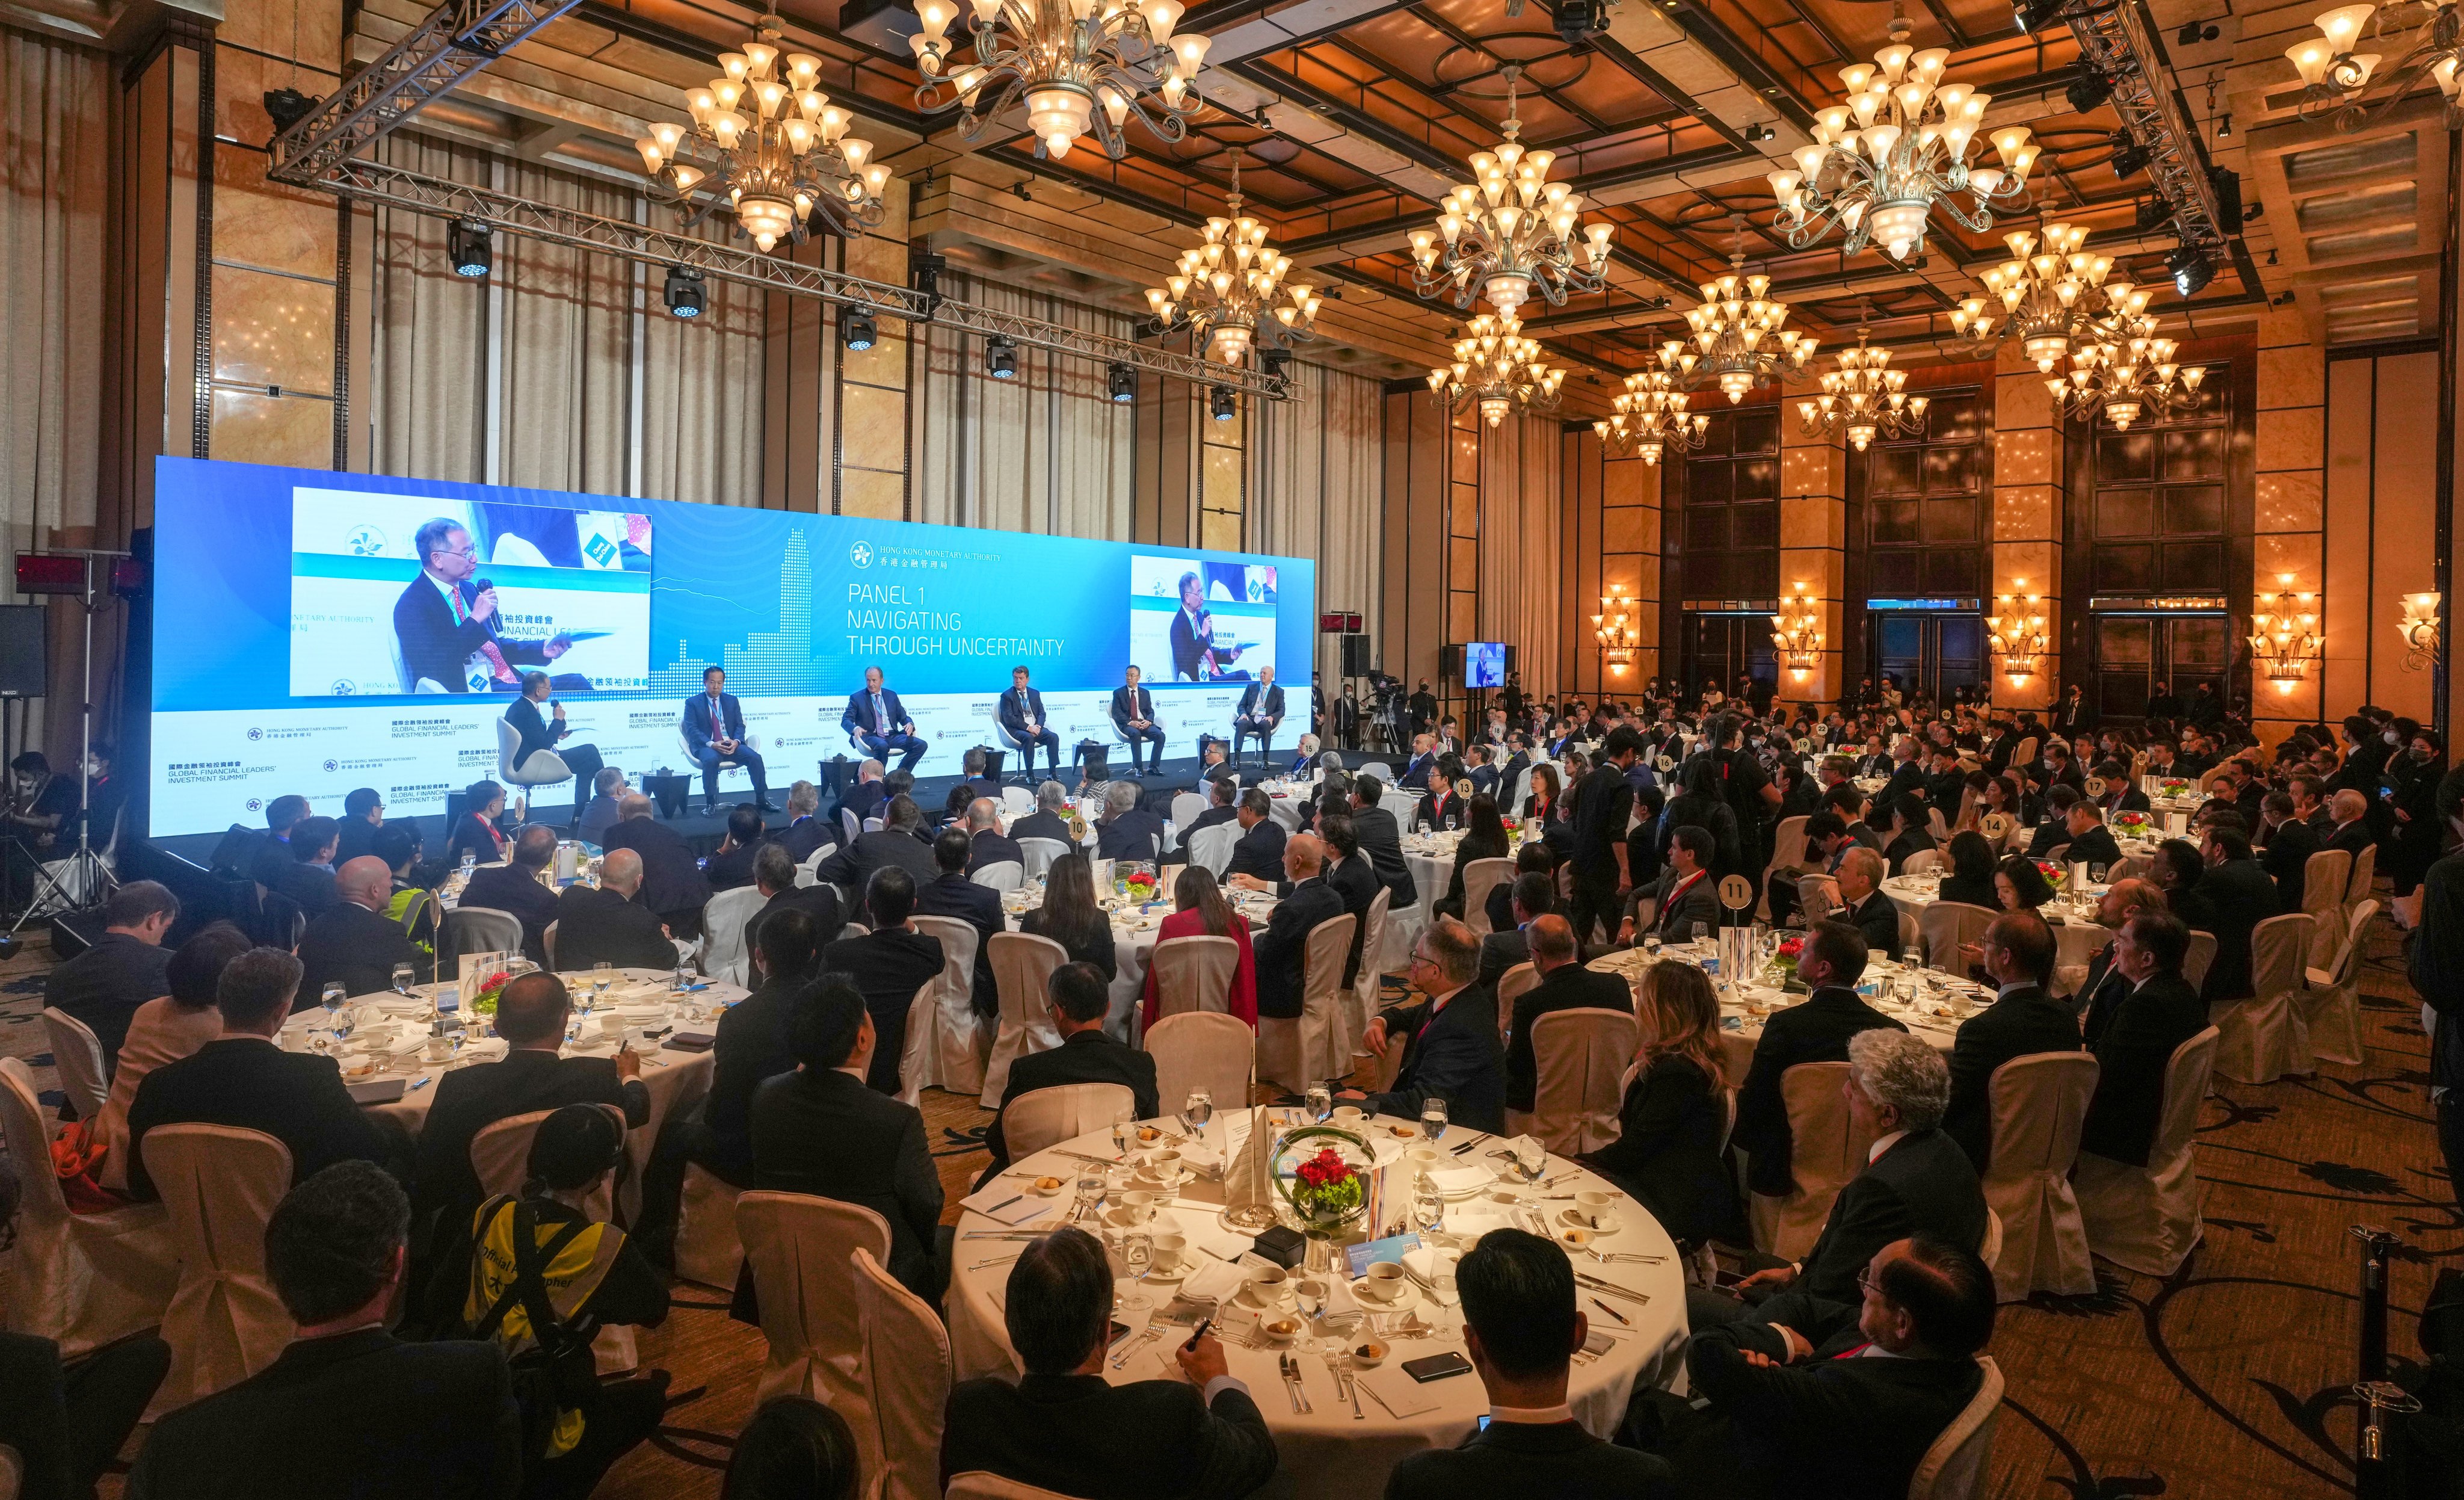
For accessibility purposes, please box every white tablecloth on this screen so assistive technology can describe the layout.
[946,1116,1684,1500]
[1589,942,1974,1087]
[1878,875,2116,983]
[999,887,1282,1042]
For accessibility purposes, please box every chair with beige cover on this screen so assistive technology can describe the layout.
[1527,1008,1639,1155]
[700,885,767,986]
[2300,899,2378,1067]
[735,1190,892,1413]
[1346,887,1393,1053]
[1460,857,1516,936]
[470,1103,636,1371]
[894,978,949,1109]
[2074,1026,2219,1277]
[2302,848,2353,969]
[2182,931,2217,995]
[980,931,1067,1107]
[1494,960,1540,1045]
[910,915,988,1098]
[1748,1061,1877,1261]
[673,1161,746,1291]
[0,1058,173,1360]
[850,1245,950,1500]
[947,1475,1082,1500]
[2210,912,2312,1084]
[1003,1082,1136,1160]
[1918,903,1997,976]
[38,1008,109,1125]
[1905,1356,2005,1500]
[1258,913,1354,1094]
[1897,907,1923,961]
[1902,848,1947,877]
[1148,934,1240,1021]
[2010,736,2038,768]
[1146,1012,1252,1116]
[1977,1052,2099,1299]
[1755,816,1810,922]
[141,1123,294,1412]
[2346,844,2377,913]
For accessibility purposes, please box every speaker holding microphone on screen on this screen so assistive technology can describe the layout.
[391,516,594,694]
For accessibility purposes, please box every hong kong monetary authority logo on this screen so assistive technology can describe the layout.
[849,541,873,569]
[345,524,387,557]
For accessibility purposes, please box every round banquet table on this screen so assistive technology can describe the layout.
[946,1114,1684,1500]
[1877,873,2117,984]
[996,883,1281,1043]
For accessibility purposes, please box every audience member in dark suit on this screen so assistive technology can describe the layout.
[820,866,946,1095]
[748,975,946,1302]
[2148,837,2220,940]
[997,666,1062,783]
[941,1227,1277,1499]
[599,794,713,938]
[1173,776,1243,860]
[2324,789,2377,858]
[2066,878,2166,1020]
[1693,1028,1984,1318]
[125,1161,525,1500]
[2081,911,2211,1167]
[742,845,842,958]
[1351,916,1506,1133]
[2053,800,2123,871]
[839,763,890,827]
[984,963,1158,1176]
[550,850,679,972]
[1479,871,1553,987]
[1223,789,1288,882]
[44,880,178,1082]
[1879,795,1937,877]
[2258,791,2321,915]
[298,857,437,1004]
[1007,784,1076,851]
[269,815,343,919]
[1500,915,1631,1115]
[636,909,820,1268]
[443,783,513,871]
[1830,846,1905,960]
[124,948,395,1202]
[962,800,1027,877]
[687,666,775,812]
[774,781,835,865]
[1349,778,1420,909]
[1583,960,1737,1248]
[1318,816,1383,989]
[815,794,941,898]
[704,805,771,892]
[242,794,309,888]
[1661,1235,1994,1500]
[333,788,387,866]
[452,826,561,963]
[1382,1230,1675,1500]
[916,828,1003,1008]
[1248,835,1346,1021]
[2194,827,2280,1002]
[1730,923,1908,1198]
[576,768,628,847]
[1622,826,1721,946]
[1941,913,2083,1172]
[1877,744,1927,808]
[1092,780,1168,864]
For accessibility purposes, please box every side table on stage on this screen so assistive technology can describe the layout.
[642,771,692,820]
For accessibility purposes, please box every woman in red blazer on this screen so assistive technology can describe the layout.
[1139,865,1257,1030]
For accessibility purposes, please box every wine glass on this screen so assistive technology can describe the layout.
[320,983,349,1040]
[1688,921,1710,947]
[591,960,615,1007]
[1117,1232,1155,1312]
[1073,1171,1105,1223]
[1305,1084,1332,1124]
[1418,1097,1449,1145]
[1512,1137,1548,1200]
[1430,1248,1461,1337]
[1182,1087,1214,1138]
[390,963,414,997]
[1111,1106,1136,1159]
[1412,1172,1446,1237]
[2089,863,2108,884]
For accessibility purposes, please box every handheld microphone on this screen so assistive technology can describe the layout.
[473,576,500,637]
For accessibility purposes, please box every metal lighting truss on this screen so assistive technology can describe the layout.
[267,0,1292,398]
[2066,0,2229,261]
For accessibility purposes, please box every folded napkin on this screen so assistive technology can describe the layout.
[959,1185,1059,1227]
[1171,1209,1254,1265]
[1320,1274,1360,1318]
[1179,1258,1248,1304]
[1428,1165,1491,1196]
[1358,1365,1442,1418]
[1443,1206,1512,1242]
[1177,1141,1225,1177]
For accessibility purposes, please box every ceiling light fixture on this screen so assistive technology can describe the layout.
[1797,309,1926,452]
[1654,218,1816,404]
[1409,64,1613,317]
[2285,2,2464,127]
[1770,3,2036,261]
[2049,314,2205,429]
[1592,368,1705,465]
[636,13,887,250]
[908,0,1208,161]
[1947,221,2149,372]
[1145,150,1319,366]
[663,265,704,317]
[1426,312,1565,427]
[987,334,1019,378]
[449,219,491,278]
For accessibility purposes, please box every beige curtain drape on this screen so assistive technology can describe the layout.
[1255,361,1384,688]
[1,24,109,755]
[497,160,632,496]
[369,134,490,484]
[1479,410,1562,687]
[914,270,1134,537]
[639,220,763,507]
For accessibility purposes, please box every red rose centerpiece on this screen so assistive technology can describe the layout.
[466,969,513,1017]
[1273,1126,1372,1261]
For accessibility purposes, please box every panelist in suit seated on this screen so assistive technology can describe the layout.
[1249,834,1344,1024]
[125,1162,526,1500]
[776,780,836,864]
[1008,779,1077,850]
[1224,788,1288,883]
[1941,912,2082,1172]
[453,826,561,963]
[840,664,929,774]
[1667,1235,1994,1500]
[297,857,437,1004]
[982,961,1159,1176]
[551,848,679,972]
[1094,780,1167,864]
[704,805,771,892]
[1110,665,1166,775]
[1350,916,1505,1133]
[503,671,603,823]
[962,798,1026,877]
[820,866,946,1095]
[390,516,569,694]
[1166,569,1249,682]
[270,816,343,920]
[1230,665,1286,767]
[996,665,1062,783]
[685,665,775,816]
[2080,910,2211,1168]
[1382,1229,1677,1500]
[599,794,713,939]
[1499,913,1633,1115]
[941,1226,1277,1499]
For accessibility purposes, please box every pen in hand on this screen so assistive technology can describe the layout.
[1183,1318,1214,1351]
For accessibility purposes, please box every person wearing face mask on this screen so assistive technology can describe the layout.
[2387,729,2448,897]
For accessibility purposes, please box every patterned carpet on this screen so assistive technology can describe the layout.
[1,919,2449,1499]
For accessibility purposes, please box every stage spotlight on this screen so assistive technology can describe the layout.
[1553,0,1608,46]
[1209,385,1237,421]
[2176,18,2219,45]
[2134,196,2175,233]
[448,219,492,279]
[2066,72,2111,112]
[663,266,704,318]
[2215,110,2234,140]
[1106,362,1138,403]
[1743,121,1775,143]
[262,87,319,134]
[2210,165,2244,228]
[2110,131,2149,178]
[987,335,1019,379]
[842,305,878,350]
[2170,242,2214,297]
[2015,0,2066,32]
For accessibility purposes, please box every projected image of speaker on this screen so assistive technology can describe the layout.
[0,606,46,699]
[1461,641,1506,690]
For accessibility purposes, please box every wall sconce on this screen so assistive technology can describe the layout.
[1769,583,1823,682]
[1986,581,2048,687]
[2400,591,2442,671]
[2250,573,2323,694]
[1593,588,1639,676]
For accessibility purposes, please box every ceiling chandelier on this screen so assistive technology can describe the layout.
[1796,314,1925,452]
[2286,3,2464,127]
[1426,312,1565,427]
[1947,221,2151,372]
[1408,64,1614,317]
[1767,5,2038,260]
[1657,226,1816,403]
[1144,152,1318,366]
[636,14,889,248]
[1592,369,1706,465]
[2250,575,2324,694]
[2048,316,2205,430]
[908,0,1209,161]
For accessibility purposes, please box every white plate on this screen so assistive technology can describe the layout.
[1350,1277,1420,1310]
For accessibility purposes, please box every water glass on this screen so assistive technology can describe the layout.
[1430,1250,1461,1336]
[1117,1233,1154,1311]
[390,964,414,996]
[1688,921,1710,946]
[1305,1084,1332,1123]
[1642,933,1662,959]
[1111,1108,1136,1159]
[1074,1171,1106,1222]
[2089,863,2109,884]
[460,850,477,875]
[1183,1087,1214,1133]
[592,961,614,1005]
[1419,1097,1449,1145]
[1412,1173,1446,1235]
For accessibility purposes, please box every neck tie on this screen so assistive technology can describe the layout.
[873,693,886,728]
[1831,1341,1873,1360]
